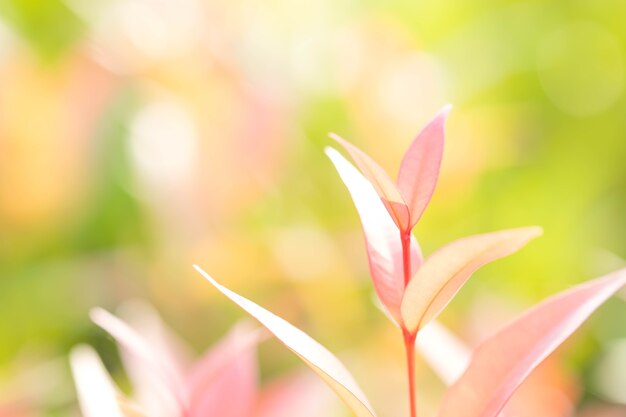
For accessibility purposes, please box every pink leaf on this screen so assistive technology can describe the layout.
[90,308,185,417]
[397,106,450,228]
[329,133,410,231]
[117,301,194,376]
[187,323,261,417]
[401,227,542,333]
[416,323,575,417]
[438,268,626,417]
[326,147,422,323]
[194,265,377,417]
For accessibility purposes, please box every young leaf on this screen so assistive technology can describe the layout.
[438,268,626,417]
[326,147,422,323]
[397,105,451,229]
[401,227,542,333]
[329,133,410,231]
[69,345,126,417]
[194,265,377,417]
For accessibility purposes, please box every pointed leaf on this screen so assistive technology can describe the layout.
[439,268,626,417]
[187,323,261,417]
[194,265,377,417]
[401,227,542,332]
[118,300,194,375]
[115,302,195,417]
[329,133,410,230]
[397,105,450,228]
[416,323,573,417]
[69,345,126,417]
[326,147,422,323]
[91,308,185,416]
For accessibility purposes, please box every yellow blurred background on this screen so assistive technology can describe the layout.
[0,0,625,416]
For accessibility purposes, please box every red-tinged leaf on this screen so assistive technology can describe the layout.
[326,147,422,323]
[69,345,127,417]
[438,268,626,417]
[90,308,185,417]
[194,265,378,417]
[416,323,574,417]
[329,133,410,231]
[397,106,450,228]
[187,323,261,417]
[401,227,542,333]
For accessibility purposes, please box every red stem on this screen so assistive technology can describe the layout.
[401,230,412,287]
[403,328,417,417]
[400,229,417,417]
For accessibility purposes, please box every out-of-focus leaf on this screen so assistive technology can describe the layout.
[397,105,450,229]
[415,321,470,385]
[195,265,377,417]
[187,323,261,417]
[69,345,125,417]
[438,268,626,417]
[90,308,183,417]
[401,227,542,333]
[326,147,421,323]
[254,372,336,417]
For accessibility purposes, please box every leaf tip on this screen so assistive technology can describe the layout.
[323,146,339,158]
[89,307,109,326]
[328,132,344,142]
[520,225,544,241]
[194,265,230,299]
[193,264,218,287]
[440,103,453,115]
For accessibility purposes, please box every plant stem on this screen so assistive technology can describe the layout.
[400,229,417,417]
[401,230,412,287]
[403,328,417,417]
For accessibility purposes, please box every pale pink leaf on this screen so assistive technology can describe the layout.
[69,345,126,417]
[438,268,626,417]
[397,105,450,228]
[326,147,422,323]
[118,300,194,375]
[90,308,184,417]
[329,133,410,230]
[186,323,261,417]
[401,227,542,333]
[415,321,471,385]
[415,323,573,417]
[115,302,195,417]
[194,265,377,417]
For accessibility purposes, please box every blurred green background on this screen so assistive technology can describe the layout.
[0,0,625,416]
